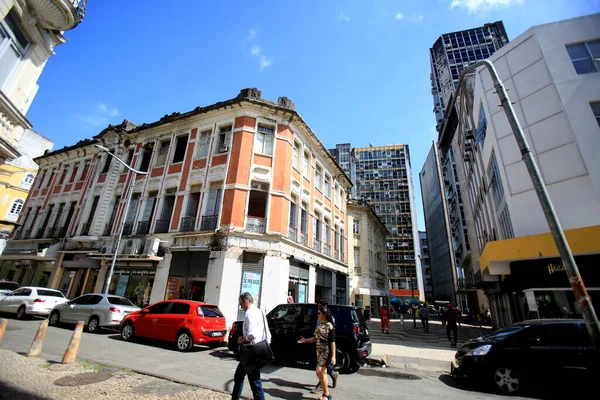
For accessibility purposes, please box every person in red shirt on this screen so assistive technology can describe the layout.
[379,304,390,334]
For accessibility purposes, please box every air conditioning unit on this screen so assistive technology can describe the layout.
[485,35,492,42]
[144,238,161,257]
[464,153,472,163]
[465,130,475,140]
[465,142,473,152]
[122,239,140,255]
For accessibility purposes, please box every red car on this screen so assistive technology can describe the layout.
[120,300,227,352]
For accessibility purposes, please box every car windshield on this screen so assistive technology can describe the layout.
[36,289,65,298]
[487,325,526,341]
[107,296,135,306]
[0,282,18,290]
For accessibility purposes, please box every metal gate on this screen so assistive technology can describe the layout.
[237,252,264,321]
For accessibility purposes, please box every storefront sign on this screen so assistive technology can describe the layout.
[241,271,262,305]
[547,263,565,275]
[114,269,156,276]
[15,261,32,269]
[166,277,179,300]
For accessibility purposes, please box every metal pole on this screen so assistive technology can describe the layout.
[412,262,416,328]
[442,60,600,349]
[95,145,148,294]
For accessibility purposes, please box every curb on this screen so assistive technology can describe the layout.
[357,366,422,380]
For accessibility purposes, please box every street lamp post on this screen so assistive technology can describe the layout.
[442,60,600,349]
[95,145,148,294]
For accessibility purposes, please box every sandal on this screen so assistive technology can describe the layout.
[320,395,332,400]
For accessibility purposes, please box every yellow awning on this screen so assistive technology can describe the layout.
[480,225,600,275]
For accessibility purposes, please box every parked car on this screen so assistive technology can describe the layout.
[451,319,598,395]
[0,286,68,319]
[49,293,140,333]
[120,300,227,352]
[0,280,19,296]
[228,304,371,373]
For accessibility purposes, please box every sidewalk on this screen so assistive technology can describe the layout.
[366,317,492,373]
[0,349,229,400]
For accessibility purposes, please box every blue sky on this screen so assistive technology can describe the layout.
[27,0,600,229]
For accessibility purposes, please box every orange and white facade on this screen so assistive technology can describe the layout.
[5,89,352,325]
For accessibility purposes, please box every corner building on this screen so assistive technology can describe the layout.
[4,89,352,326]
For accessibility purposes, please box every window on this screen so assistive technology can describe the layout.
[354,247,360,267]
[139,143,154,172]
[71,295,93,305]
[324,175,331,198]
[475,102,487,145]
[353,220,360,234]
[146,302,170,314]
[172,135,188,163]
[80,161,91,182]
[69,163,78,183]
[255,125,274,155]
[9,199,24,215]
[315,165,322,190]
[101,150,113,173]
[302,151,310,177]
[0,10,29,89]
[168,302,190,315]
[217,125,232,153]
[155,140,170,166]
[198,306,224,317]
[204,182,222,217]
[23,173,34,185]
[289,199,297,228]
[566,40,600,75]
[292,141,300,170]
[36,289,64,298]
[58,166,68,185]
[592,102,600,129]
[196,129,211,158]
[300,203,308,234]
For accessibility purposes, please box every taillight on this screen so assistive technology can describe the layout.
[33,299,45,303]
[353,325,362,335]
[109,306,121,313]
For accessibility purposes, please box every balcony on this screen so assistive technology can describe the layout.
[246,216,266,234]
[46,227,58,238]
[200,215,218,231]
[35,228,45,239]
[154,219,170,234]
[24,229,31,239]
[313,239,321,253]
[299,232,308,247]
[334,249,340,260]
[136,221,151,235]
[322,243,331,256]
[80,222,92,236]
[180,216,196,233]
[27,0,87,31]
[288,225,298,242]
[123,222,133,236]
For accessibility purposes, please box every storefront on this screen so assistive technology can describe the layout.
[165,251,210,303]
[237,251,264,320]
[498,254,600,323]
[0,258,56,287]
[335,272,347,305]
[314,267,333,304]
[108,267,156,307]
[60,253,101,298]
[288,261,309,303]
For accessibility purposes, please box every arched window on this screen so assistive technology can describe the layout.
[9,199,24,215]
[23,174,34,184]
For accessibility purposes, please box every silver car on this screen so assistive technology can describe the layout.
[49,293,140,333]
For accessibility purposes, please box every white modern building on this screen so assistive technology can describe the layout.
[442,13,600,326]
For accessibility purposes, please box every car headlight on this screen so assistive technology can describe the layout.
[465,344,491,356]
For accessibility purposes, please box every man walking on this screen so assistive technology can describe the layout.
[445,304,459,347]
[379,304,390,334]
[231,292,271,400]
[420,303,430,333]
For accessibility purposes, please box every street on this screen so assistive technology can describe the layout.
[0,317,542,400]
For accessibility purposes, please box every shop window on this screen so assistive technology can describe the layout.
[172,135,188,163]
[155,140,170,166]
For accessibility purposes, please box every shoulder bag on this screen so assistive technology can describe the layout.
[239,310,274,374]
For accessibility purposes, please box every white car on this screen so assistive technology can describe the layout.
[0,286,68,319]
[0,280,19,296]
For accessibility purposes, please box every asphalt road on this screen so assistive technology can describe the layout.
[0,317,542,400]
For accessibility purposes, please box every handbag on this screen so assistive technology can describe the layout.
[239,310,274,374]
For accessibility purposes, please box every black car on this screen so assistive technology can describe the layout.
[451,319,599,395]
[227,303,371,373]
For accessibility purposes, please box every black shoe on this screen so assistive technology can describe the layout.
[332,371,339,388]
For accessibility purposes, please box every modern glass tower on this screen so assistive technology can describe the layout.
[430,21,509,132]
[328,143,357,199]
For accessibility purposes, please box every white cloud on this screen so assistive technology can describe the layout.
[259,56,272,70]
[338,13,351,22]
[250,45,272,70]
[76,103,120,127]
[251,45,262,56]
[248,29,256,40]
[450,0,523,13]
[395,13,404,20]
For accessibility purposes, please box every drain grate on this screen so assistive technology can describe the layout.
[54,372,112,387]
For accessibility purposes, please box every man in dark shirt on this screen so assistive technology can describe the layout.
[445,304,459,347]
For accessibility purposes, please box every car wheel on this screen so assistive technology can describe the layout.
[121,322,135,341]
[16,306,26,320]
[492,366,521,394]
[87,316,100,333]
[334,348,350,373]
[49,311,60,326]
[176,331,194,352]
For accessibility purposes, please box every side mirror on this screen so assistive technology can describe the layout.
[141,309,148,315]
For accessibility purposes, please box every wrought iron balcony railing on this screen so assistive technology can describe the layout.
[180,216,196,232]
[334,249,340,260]
[299,232,308,247]
[200,215,218,231]
[322,243,331,256]
[136,221,151,235]
[46,227,58,238]
[246,216,266,234]
[24,229,31,239]
[58,227,68,238]
[35,228,45,239]
[154,219,170,234]
[288,225,298,241]
[313,239,321,252]
[123,222,133,236]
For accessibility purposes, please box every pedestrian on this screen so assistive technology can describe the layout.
[420,303,430,333]
[287,292,294,303]
[298,306,336,400]
[445,304,459,347]
[379,304,389,334]
[309,299,338,394]
[440,306,447,326]
[231,292,271,400]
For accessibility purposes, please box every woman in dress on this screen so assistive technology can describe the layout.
[298,306,336,400]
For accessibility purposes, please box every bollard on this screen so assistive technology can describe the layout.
[27,319,49,357]
[61,321,84,364]
[0,318,7,345]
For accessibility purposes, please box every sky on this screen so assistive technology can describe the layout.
[27,0,600,230]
